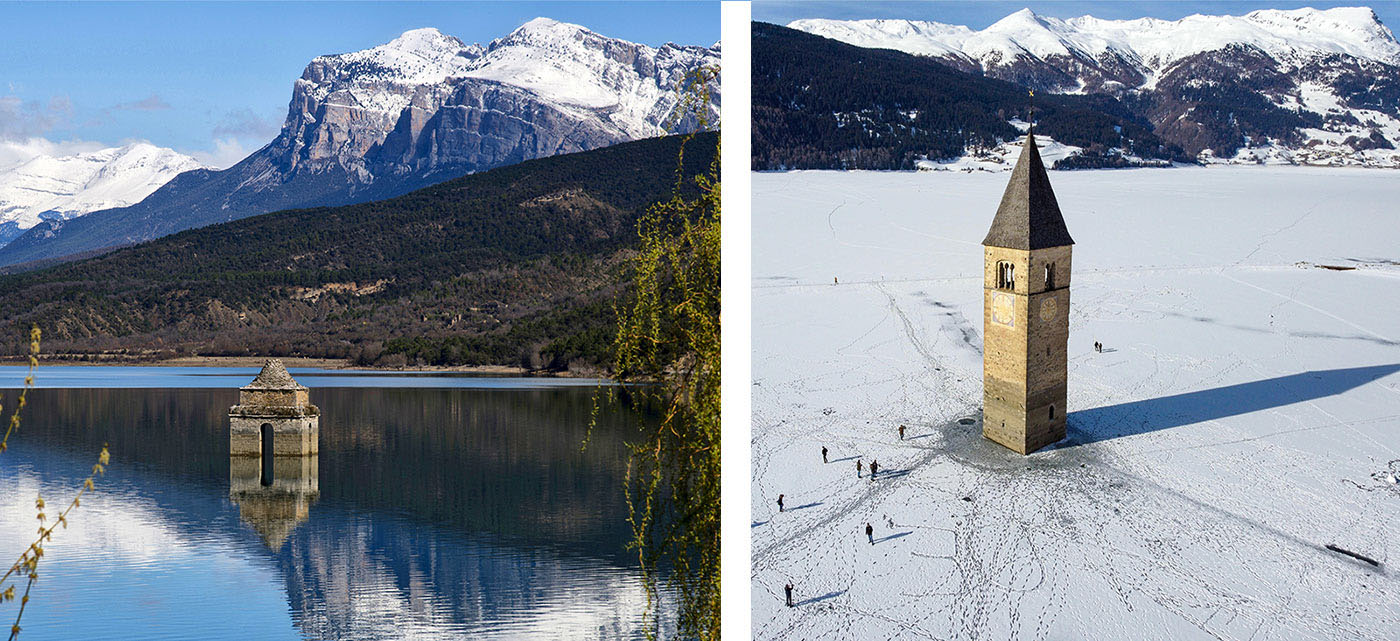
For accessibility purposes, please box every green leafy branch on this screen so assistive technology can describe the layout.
[0,327,110,639]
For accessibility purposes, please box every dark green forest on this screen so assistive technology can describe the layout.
[752,22,1189,170]
[0,133,718,370]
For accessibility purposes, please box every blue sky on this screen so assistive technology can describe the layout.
[754,1,1400,33]
[0,1,718,168]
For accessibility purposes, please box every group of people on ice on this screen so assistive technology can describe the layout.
[779,423,912,607]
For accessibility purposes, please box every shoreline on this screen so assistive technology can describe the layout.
[0,355,592,377]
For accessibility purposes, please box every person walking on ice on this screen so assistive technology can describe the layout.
[785,583,794,607]
[870,460,879,480]
[866,522,874,545]
[778,494,785,513]
[898,424,906,440]
[856,459,863,478]
[822,445,828,463]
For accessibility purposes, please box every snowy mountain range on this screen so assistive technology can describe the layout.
[789,7,1400,167]
[278,18,717,181]
[0,18,719,268]
[0,144,204,246]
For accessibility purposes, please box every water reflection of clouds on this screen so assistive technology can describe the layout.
[2,455,669,640]
[0,383,670,641]
[286,519,662,640]
[0,463,299,640]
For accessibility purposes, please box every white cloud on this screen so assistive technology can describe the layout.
[213,108,281,140]
[188,137,254,170]
[0,95,73,140]
[1,136,250,174]
[0,136,108,172]
[112,94,172,112]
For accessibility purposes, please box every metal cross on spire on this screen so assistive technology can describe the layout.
[1028,88,1035,132]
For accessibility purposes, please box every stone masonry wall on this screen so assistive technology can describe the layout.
[982,244,1072,454]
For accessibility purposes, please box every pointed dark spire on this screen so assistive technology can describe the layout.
[982,132,1074,250]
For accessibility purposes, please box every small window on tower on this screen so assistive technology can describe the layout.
[996,261,1015,289]
[1045,263,1055,289]
[1049,405,1055,420]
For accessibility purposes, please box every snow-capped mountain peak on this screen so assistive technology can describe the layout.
[785,6,1400,167]
[0,143,205,244]
[290,18,718,164]
[499,16,581,42]
[461,16,716,125]
[385,26,462,51]
[0,18,720,266]
[784,18,973,59]
[791,6,1400,74]
[302,26,481,92]
[977,8,1114,61]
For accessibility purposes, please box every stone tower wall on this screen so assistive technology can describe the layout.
[982,245,1072,454]
[230,415,319,456]
[238,388,310,408]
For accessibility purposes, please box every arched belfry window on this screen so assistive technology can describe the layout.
[1045,263,1055,289]
[996,261,1015,290]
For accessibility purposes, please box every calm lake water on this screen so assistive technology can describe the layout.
[0,367,671,640]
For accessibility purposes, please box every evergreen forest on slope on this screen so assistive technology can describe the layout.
[0,133,718,371]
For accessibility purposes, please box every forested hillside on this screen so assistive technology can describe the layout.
[0,133,718,370]
[752,22,1188,170]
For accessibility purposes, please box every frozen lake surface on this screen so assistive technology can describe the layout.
[752,167,1400,640]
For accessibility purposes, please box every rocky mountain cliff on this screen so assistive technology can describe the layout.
[0,18,719,268]
[0,143,205,246]
[789,7,1400,166]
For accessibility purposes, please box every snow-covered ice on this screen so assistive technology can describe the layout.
[751,167,1400,640]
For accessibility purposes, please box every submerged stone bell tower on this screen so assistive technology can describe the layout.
[229,359,319,549]
[982,132,1073,454]
[230,359,319,457]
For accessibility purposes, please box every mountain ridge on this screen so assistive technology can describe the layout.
[786,7,1400,166]
[791,7,1400,89]
[0,18,719,268]
[752,22,1186,171]
[0,132,719,369]
[0,143,205,246]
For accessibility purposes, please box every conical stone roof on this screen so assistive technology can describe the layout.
[241,359,307,390]
[982,132,1074,250]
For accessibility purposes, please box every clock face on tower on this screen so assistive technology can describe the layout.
[991,292,1015,327]
[1039,298,1058,322]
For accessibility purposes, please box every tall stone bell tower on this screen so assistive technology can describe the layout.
[981,132,1073,454]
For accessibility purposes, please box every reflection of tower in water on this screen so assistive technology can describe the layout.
[229,454,319,549]
[228,360,320,549]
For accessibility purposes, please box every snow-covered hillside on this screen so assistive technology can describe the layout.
[463,18,716,135]
[289,18,719,170]
[0,143,203,245]
[912,128,1172,171]
[790,7,1400,85]
[788,7,1400,166]
[752,168,1400,639]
